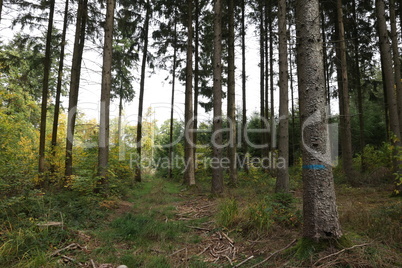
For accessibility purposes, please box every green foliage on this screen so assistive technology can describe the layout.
[217,198,238,228]
[265,193,302,227]
[110,213,185,245]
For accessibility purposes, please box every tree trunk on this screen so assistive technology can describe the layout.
[390,0,402,137]
[169,11,178,180]
[135,0,151,183]
[276,0,289,193]
[51,0,69,174]
[193,0,199,169]
[296,0,342,241]
[227,0,237,185]
[241,0,248,173]
[212,0,223,195]
[376,0,402,194]
[269,4,275,152]
[184,0,195,186]
[337,0,354,182]
[98,0,115,180]
[352,0,366,172]
[259,2,266,154]
[65,0,88,177]
[38,0,55,175]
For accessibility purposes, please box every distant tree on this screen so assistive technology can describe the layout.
[276,0,289,193]
[65,0,88,177]
[296,0,342,240]
[98,0,115,180]
[212,0,224,194]
[38,0,55,174]
[184,0,195,186]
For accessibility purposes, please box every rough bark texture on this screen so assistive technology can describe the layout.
[184,0,195,186]
[98,0,115,179]
[241,0,248,173]
[227,0,237,185]
[259,2,266,150]
[38,0,55,174]
[296,0,342,241]
[51,0,69,174]
[193,0,199,168]
[212,0,223,194]
[268,5,275,151]
[276,0,289,193]
[65,0,88,177]
[135,0,150,183]
[336,0,354,181]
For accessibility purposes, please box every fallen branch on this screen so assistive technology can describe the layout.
[169,248,186,256]
[197,245,211,256]
[233,255,254,268]
[90,259,97,268]
[51,243,81,257]
[312,243,370,267]
[249,239,297,268]
[222,231,234,244]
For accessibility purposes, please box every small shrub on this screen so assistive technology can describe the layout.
[217,198,238,228]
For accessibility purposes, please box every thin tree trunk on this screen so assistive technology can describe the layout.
[193,0,199,169]
[135,0,151,183]
[390,0,402,137]
[320,6,331,113]
[241,0,248,173]
[296,0,342,241]
[98,0,115,181]
[259,1,265,153]
[352,0,366,172]
[227,0,237,185]
[51,0,69,174]
[276,0,289,193]
[38,0,55,175]
[184,0,195,186]
[118,85,123,159]
[264,2,269,155]
[169,11,178,180]
[337,0,354,181]
[65,0,88,177]
[0,0,3,22]
[212,0,223,195]
[289,42,296,166]
[269,5,275,151]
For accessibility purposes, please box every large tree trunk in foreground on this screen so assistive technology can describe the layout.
[65,0,88,177]
[135,0,150,183]
[296,0,342,241]
[212,0,223,194]
[38,0,55,174]
[98,0,115,180]
[276,0,289,193]
[184,0,195,186]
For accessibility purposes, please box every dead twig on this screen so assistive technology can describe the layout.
[90,259,97,268]
[233,255,254,268]
[222,231,234,244]
[312,243,370,267]
[197,244,211,256]
[249,239,297,268]
[186,225,211,232]
[224,254,233,266]
[51,243,81,257]
[169,248,186,256]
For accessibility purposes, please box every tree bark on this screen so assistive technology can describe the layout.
[336,0,354,182]
[376,0,402,194]
[259,1,266,153]
[193,0,199,169]
[65,0,88,177]
[38,0,55,174]
[390,0,402,137]
[212,0,223,194]
[269,3,275,152]
[276,0,289,193]
[227,0,237,185]
[169,10,178,180]
[98,0,115,180]
[296,0,342,241]
[352,0,366,172]
[241,0,248,173]
[135,0,151,183]
[51,0,69,174]
[184,0,195,186]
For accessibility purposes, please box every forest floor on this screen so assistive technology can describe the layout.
[1,172,402,267]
